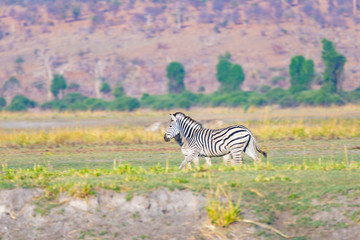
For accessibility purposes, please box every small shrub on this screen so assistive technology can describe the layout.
[295,90,344,106]
[109,96,140,111]
[84,98,109,111]
[271,75,286,85]
[249,94,268,106]
[344,88,360,103]
[6,95,37,112]
[113,85,125,99]
[206,184,241,227]
[100,82,111,94]
[266,87,290,104]
[3,76,21,91]
[259,85,271,93]
[0,97,6,107]
[40,100,67,111]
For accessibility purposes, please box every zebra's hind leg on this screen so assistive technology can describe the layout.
[230,149,243,165]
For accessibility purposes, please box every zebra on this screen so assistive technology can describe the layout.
[163,112,267,169]
[174,133,232,168]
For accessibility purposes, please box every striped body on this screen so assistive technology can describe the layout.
[174,133,232,168]
[164,112,266,169]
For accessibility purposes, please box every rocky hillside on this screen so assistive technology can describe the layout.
[0,0,359,103]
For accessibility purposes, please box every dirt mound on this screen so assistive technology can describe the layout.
[0,188,207,239]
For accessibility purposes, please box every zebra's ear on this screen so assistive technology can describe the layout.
[170,114,176,121]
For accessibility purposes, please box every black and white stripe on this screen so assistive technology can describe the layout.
[164,112,267,169]
[174,133,232,168]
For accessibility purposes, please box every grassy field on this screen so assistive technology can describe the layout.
[0,106,360,239]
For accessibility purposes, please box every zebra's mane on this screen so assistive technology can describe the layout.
[173,112,203,129]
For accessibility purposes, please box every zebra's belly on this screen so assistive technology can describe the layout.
[198,149,229,157]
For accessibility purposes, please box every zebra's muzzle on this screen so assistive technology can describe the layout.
[164,134,171,142]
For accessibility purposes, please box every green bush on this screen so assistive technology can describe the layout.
[84,98,109,111]
[3,76,21,91]
[113,85,125,99]
[344,88,360,103]
[0,97,6,107]
[278,95,296,107]
[109,96,140,111]
[40,100,67,111]
[265,87,290,104]
[295,90,344,106]
[249,94,268,106]
[100,82,111,94]
[6,95,37,112]
[259,85,271,93]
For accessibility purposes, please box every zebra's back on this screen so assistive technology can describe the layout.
[195,125,251,157]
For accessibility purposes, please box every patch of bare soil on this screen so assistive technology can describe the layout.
[0,188,207,240]
[0,188,360,239]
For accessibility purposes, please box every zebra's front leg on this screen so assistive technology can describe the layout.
[205,157,212,166]
[189,156,200,169]
[222,154,231,165]
[179,152,199,169]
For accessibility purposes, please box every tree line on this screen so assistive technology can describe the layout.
[0,38,359,112]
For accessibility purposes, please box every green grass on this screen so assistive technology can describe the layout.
[0,105,359,239]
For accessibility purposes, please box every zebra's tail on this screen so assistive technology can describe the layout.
[254,138,267,158]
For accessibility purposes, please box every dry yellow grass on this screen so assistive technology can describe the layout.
[0,118,358,147]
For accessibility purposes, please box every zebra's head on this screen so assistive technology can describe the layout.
[164,114,180,142]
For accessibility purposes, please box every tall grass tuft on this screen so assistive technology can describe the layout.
[206,184,241,227]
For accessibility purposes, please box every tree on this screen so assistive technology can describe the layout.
[216,53,245,91]
[100,82,112,95]
[0,97,6,108]
[321,38,346,93]
[289,55,314,93]
[51,74,67,99]
[72,6,81,20]
[113,85,125,98]
[166,62,186,94]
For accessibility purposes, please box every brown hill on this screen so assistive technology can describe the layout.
[0,0,359,103]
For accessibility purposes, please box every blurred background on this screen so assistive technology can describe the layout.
[0,0,359,112]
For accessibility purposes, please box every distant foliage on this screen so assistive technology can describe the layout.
[0,97,6,108]
[6,95,36,112]
[72,6,81,20]
[100,82,112,94]
[113,85,125,98]
[289,55,314,93]
[3,76,21,91]
[166,62,186,94]
[109,96,140,111]
[51,74,67,99]
[216,53,245,92]
[41,92,140,112]
[321,38,346,93]
[15,56,24,64]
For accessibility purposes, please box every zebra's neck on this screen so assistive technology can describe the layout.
[174,134,183,147]
[177,118,203,141]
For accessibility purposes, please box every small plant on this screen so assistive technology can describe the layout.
[69,183,95,199]
[206,184,241,227]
